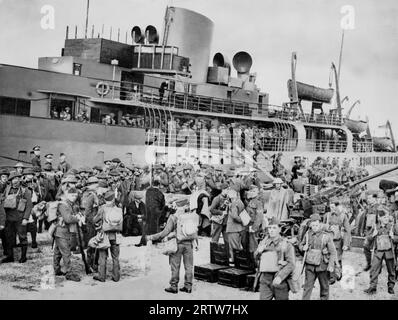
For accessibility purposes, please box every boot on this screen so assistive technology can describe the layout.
[388,287,394,295]
[179,287,192,293]
[1,255,14,263]
[93,275,105,282]
[363,265,371,272]
[19,246,27,263]
[65,274,81,282]
[364,287,377,295]
[164,287,178,294]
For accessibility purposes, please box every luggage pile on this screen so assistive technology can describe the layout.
[194,242,257,291]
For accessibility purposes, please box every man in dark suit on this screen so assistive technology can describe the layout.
[145,179,165,235]
[123,191,146,239]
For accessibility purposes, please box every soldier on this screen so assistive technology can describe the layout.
[153,165,169,194]
[245,186,264,253]
[53,187,84,281]
[14,162,25,176]
[170,167,185,194]
[2,172,32,263]
[323,200,351,284]
[291,169,306,193]
[364,208,398,295]
[362,194,379,271]
[254,217,296,300]
[103,160,112,174]
[81,176,100,272]
[0,168,9,193]
[31,145,41,169]
[0,168,9,256]
[43,153,55,171]
[147,199,197,294]
[300,213,337,300]
[92,190,122,282]
[57,153,71,174]
[23,168,39,249]
[209,187,230,244]
[225,189,247,265]
[92,165,103,176]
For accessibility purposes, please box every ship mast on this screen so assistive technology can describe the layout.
[337,29,345,82]
[85,0,90,39]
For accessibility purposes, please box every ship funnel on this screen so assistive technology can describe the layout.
[233,51,253,77]
[145,25,159,44]
[131,26,144,44]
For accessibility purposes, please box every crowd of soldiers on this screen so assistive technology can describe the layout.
[0,144,398,299]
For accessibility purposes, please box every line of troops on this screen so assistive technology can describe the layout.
[0,145,397,298]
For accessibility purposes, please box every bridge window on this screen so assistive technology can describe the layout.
[0,96,31,116]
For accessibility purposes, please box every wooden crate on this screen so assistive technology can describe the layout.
[233,249,256,271]
[218,268,255,288]
[194,263,230,283]
[210,242,229,266]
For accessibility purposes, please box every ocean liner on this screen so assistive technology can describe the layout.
[0,6,396,176]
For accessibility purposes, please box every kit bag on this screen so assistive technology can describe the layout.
[304,232,326,266]
[46,201,61,223]
[161,238,178,255]
[102,206,123,232]
[376,234,392,251]
[176,211,199,241]
[326,212,344,240]
[239,209,251,227]
[3,187,19,209]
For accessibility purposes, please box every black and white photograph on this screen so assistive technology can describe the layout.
[0,0,398,305]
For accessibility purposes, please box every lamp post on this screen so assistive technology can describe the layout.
[111,59,119,99]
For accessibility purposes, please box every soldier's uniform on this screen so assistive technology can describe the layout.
[2,172,33,264]
[364,210,398,294]
[300,215,337,300]
[53,197,81,281]
[153,167,169,194]
[171,173,185,194]
[255,230,296,300]
[81,182,99,271]
[31,146,41,169]
[246,194,264,253]
[362,199,379,269]
[209,193,229,244]
[323,206,351,282]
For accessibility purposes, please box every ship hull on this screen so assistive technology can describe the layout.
[0,114,147,167]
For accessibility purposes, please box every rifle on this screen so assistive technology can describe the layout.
[76,223,91,275]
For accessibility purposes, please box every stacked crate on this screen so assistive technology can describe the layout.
[194,242,230,283]
[194,243,256,290]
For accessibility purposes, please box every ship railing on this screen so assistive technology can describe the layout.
[106,80,304,122]
[103,80,345,126]
[303,139,347,153]
[353,140,374,153]
[145,129,298,152]
[299,113,343,126]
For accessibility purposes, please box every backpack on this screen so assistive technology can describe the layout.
[102,205,123,232]
[46,201,61,223]
[176,210,199,241]
[3,186,20,209]
[326,211,346,240]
